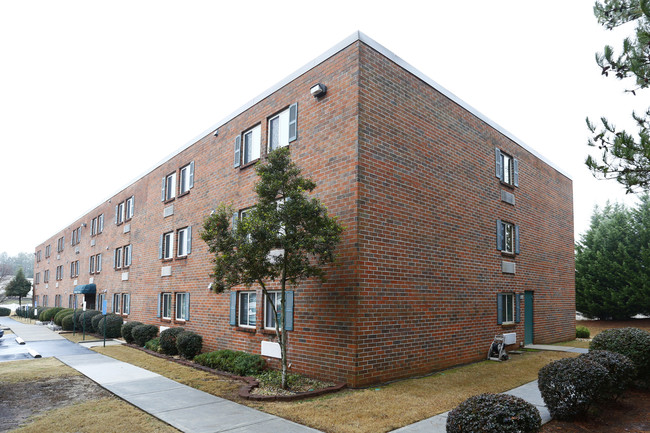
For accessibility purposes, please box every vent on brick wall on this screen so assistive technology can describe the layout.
[164,205,174,218]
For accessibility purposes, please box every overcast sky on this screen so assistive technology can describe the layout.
[0,1,644,256]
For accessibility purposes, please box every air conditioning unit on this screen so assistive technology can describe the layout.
[503,332,517,345]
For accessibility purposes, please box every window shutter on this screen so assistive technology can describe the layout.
[185,293,190,321]
[186,226,192,255]
[156,293,161,318]
[189,161,195,189]
[288,103,298,142]
[515,224,520,254]
[513,159,519,187]
[161,177,166,201]
[234,136,241,168]
[285,290,294,331]
[496,219,503,251]
[115,205,119,224]
[495,148,502,180]
[497,294,503,325]
[515,294,521,323]
[89,257,92,273]
[159,234,163,259]
[232,212,238,231]
[229,292,237,325]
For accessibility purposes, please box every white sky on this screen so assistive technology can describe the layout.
[0,0,645,256]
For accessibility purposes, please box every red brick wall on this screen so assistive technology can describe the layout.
[33,39,574,387]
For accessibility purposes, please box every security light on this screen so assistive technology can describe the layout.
[310,83,327,98]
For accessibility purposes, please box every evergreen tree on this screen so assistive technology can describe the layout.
[201,147,343,389]
[586,0,650,192]
[5,267,32,308]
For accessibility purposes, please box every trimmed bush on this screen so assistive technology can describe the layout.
[38,307,52,321]
[446,393,542,433]
[132,324,159,347]
[97,314,124,338]
[41,307,63,322]
[145,337,161,352]
[590,327,650,386]
[176,331,202,359]
[576,326,590,339]
[0,307,10,316]
[91,313,104,333]
[61,314,75,331]
[159,327,185,355]
[121,321,143,344]
[54,309,73,326]
[579,350,636,399]
[194,349,265,376]
[79,310,101,332]
[538,357,609,419]
[71,310,84,329]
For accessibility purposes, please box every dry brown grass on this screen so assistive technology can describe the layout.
[10,397,180,433]
[60,332,104,343]
[0,358,79,383]
[578,318,650,337]
[92,345,242,397]
[553,339,590,349]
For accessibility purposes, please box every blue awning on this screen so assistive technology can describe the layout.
[73,284,96,294]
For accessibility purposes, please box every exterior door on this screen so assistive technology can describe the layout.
[524,291,534,345]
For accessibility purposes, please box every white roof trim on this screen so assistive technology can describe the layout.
[42,31,571,244]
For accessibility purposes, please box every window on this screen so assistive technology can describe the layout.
[123,244,132,267]
[179,162,195,195]
[116,201,125,225]
[125,196,134,220]
[497,293,520,325]
[57,236,65,252]
[89,253,102,274]
[243,125,261,165]
[268,104,298,151]
[71,227,81,245]
[70,260,79,278]
[122,294,130,315]
[177,227,192,257]
[97,293,105,311]
[56,265,63,281]
[113,293,121,314]
[91,214,104,235]
[160,231,174,260]
[43,295,48,307]
[43,270,49,283]
[176,292,190,321]
[55,294,61,308]
[162,172,177,202]
[238,291,256,328]
[265,292,281,329]
[68,294,74,308]
[36,250,42,262]
[45,245,51,258]
[160,293,172,319]
[495,148,519,187]
[497,220,520,254]
[114,247,123,269]
[35,273,40,284]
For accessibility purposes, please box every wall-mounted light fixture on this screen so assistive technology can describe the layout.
[213,129,219,137]
[82,223,87,227]
[310,83,327,98]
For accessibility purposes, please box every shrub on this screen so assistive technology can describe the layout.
[159,327,185,355]
[41,307,63,322]
[71,310,85,329]
[79,310,101,332]
[0,307,10,316]
[61,314,75,331]
[38,307,52,321]
[194,349,265,376]
[97,314,124,338]
[538,357,609,419]
[91,313,104,333]
[576,326,590,339]
[145,337,161,352]
[121,321,143,344]
[590,327,650,386]
[176,331,202,359]
[446,393,542,433]
[256,370,303,389]
[579,350,636,399]
[54,309,73,326]
[132,324,159,347]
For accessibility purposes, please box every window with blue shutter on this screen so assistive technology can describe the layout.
[285,290,294,331]
[229,292,237,325]
[288,103,298,142]
[497,293,516,324]
[234,136,241,168]
[497,220,519,255]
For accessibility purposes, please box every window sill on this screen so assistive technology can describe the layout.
[163,198,176,205]
[261,328,279,336]
[160,318,172,323]
[178,191,190,198]
[236,326,257,334]
[239,159,259,170]
[499,181,516,189]
[175,256,188,261]
[161,258,174,263]
[501,323,517,328]
[500,252,516,258]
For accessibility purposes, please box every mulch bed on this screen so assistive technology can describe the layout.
[540,388,650,432]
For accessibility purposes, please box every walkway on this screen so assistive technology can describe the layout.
[1,317,589,433]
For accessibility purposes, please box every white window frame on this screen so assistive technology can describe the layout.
[268,108,290,151]
[264,291,281,330]
[243,125,261,165]
[45,245,51,258]
[123,244,132,267]
[89,255,95,274]
[125,196,134,220]
[500,293,515,325]
[238,291,256,328]
[122,293,130,315]
[113,293,121,314]
[97,293,105,311]
[98,214,104,233]
[175,292,189,321]
[179,164,192,195]
[162,232,174,260]
[114,247,123,269]
[164,172,177,201]
[44,270,49,283]
[161,292,172,319]
[96,254,102,273]
[177,227,191,257]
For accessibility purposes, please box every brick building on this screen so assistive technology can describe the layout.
[33,32,575,387]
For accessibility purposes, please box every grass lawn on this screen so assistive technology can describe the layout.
[93,345,576,433]
[577,318,650,337]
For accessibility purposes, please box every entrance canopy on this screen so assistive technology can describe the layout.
[73,284,96,294]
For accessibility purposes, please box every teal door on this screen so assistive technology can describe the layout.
[524,291,534,345]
